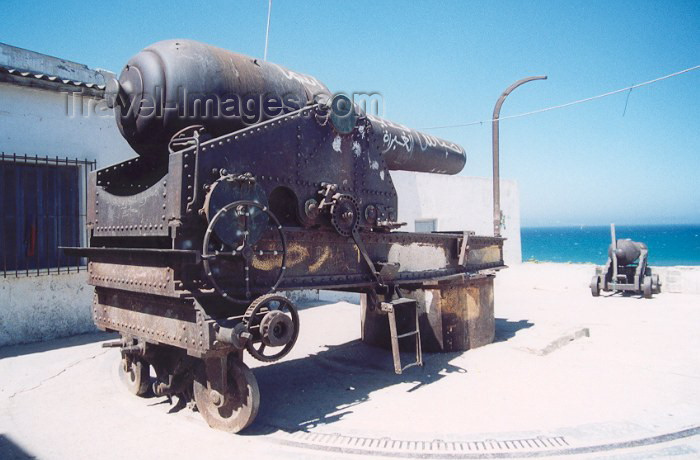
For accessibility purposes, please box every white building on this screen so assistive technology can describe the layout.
[0,43,520,347]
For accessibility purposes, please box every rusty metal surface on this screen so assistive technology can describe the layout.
[73,39,509,356]
[93,288,215,357]
[89,262,177,297]
[84,85,504,294]
[64,39,509,432]
[362,276,495,353]
[464,235,505,270]
[77,231,503,296]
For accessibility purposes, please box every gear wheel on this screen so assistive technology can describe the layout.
[330,194,360,237]
[243,294,299,362]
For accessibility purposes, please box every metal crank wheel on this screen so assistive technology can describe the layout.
[244,294,300,362]
[202,200,287,304]
[118,357,150,396]
[193,359,260,433]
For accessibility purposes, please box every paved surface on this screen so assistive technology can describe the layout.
[1,262,699,459]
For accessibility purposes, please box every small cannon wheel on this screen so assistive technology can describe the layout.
[590,275,601,297]
[643,276,653,299]
[652,274,661,294]
[193,359,260,433]
[118,358,150,396]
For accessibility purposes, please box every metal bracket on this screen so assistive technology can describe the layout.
[317,182,338,211]
[351,227,384,286]
[204,355,228,407]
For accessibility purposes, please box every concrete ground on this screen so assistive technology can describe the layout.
[1,262,699,459]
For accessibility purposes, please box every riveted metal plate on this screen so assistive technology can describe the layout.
[92,288,213,356]
[88,262,176,296]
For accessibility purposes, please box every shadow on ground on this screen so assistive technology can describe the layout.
[245,339,467,435]
[246,315,533,435]
[604,291,650,299]
[0,434,34,460]
[0,331,118,360]
[494,318,534,342]
[242,317,533,434]
[121,313,532,435]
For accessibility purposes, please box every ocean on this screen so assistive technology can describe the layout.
[521,225,700,266]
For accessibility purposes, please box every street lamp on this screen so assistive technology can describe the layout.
[492,75,547,237]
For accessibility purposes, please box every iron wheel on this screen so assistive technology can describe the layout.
[193,359,260,433]
[118,358,151,396]
[590,275,600,297]
[643,276,653,299]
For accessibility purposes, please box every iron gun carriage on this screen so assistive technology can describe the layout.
[65,39,505,432]
[590,224,660,298]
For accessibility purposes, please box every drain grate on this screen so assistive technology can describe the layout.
[269,425,700,458]
[274,430,569,457]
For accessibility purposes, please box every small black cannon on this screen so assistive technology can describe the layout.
[590,224,660,298]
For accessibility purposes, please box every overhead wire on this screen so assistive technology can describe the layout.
[419,65,700,130]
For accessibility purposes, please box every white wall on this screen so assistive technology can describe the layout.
[391,171,522,265]
[0,272,94,346]
[651,266,700,295]
[0,82,133,167]
[0,83,133,346]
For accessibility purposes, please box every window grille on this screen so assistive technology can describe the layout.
[1,152,96,277]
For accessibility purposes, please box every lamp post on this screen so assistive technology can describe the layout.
[492,75,547,237]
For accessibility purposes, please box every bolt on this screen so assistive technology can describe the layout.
[210,390,224,407]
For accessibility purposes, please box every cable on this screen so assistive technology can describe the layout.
[419,65,700,130]
[264,0,272,61]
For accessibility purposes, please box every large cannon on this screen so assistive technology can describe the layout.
[66,40,505,433]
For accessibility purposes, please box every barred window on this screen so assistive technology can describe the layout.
[0,153,95,276]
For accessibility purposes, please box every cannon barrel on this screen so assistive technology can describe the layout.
[367,116,466,174]
[609,239,647,266]
[110,39,465,175]
[109,39,330,158]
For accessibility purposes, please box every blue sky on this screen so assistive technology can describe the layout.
[2,0,698,226]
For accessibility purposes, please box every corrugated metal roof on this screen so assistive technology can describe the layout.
[0,42,114,92]
[0,66,106,90]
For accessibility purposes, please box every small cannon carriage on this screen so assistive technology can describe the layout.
[590,224,660,298]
